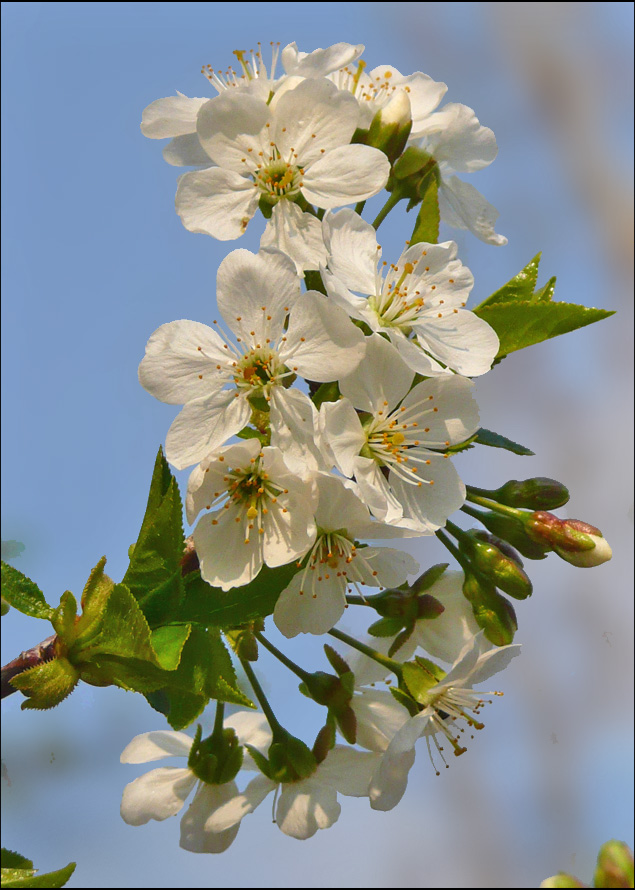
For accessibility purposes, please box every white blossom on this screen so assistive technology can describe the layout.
[138,247,366,469]
[175,78,390,270]
[322,209,499,376]
[320,334,479,531]
[186,441,317,591]
[273,474,419,638]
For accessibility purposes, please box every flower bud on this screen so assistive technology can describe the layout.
[489,478,570,510]
[462,573,518,646]
[526,512,612,567]
[268,731,317,783]
[473,510,550,560]
[594,840,634,888]
[461,530,533,600]
[540,875,586,888]
[363,91,413,163]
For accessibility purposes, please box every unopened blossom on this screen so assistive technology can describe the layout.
[175,77,390,270]
[322,209,499,376]
[349,632,520,810]
[119,712,270,854]
[206,714,379,840]
[274,474,419,638]
[328,59,447,137]
[139,247,366,469]
[186,441,316,590]
[140,41,364,167]
[416,102,507,246]
[320,334,479,531]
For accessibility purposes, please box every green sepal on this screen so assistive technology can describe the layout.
[409,175,440,245]
[258,194,274,219]
[312,721,336,764]
[474,428,535,456]
[477,253,543,308]
[188,724,244,786]
[368,616,405,637]
[11,657,79,711]
[0,860,76,889]
[244,744,273,780]
[268,733,316,783]
[401,657,445,704]
[236,425,268,444]
[0,563,52,619]
[389,684,420,717]
[122,448,185,626]
[474,300,614,360]
[464,574,518,646]
[471,510,549,560]
[225,621,263,662]
[388,623,415,657]
[323,644,351,677]
[410,563,449,594]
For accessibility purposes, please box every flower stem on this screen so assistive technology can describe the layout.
[212,701,225,737]
[328,627,403,680]
[239,657,283,736]
[254,632,312,684]
[344,594,370,607]
[465,488,524,519]
[354,200,366,215]
[372,192,402,230]
[435,529,470,572]
[461,503,488,523]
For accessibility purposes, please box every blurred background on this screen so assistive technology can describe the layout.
[1,2,633,887]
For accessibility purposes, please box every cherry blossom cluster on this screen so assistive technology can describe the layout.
[124,39,517,851]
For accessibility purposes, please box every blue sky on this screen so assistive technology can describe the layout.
[2,3,633,887]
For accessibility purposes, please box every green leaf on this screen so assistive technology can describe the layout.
[533,275,556,302]
[475,428,535,456]
[311,381,340,409]
[368,616,405,637]
[122,448,185,626]
[51,591,78,641]
[474,301,614,358]
[476,253,542,308]
[150,624,191,671]
[77,582,158,664]
[1,860,76,888]
[1,852,33,871]
[181,563,300,627]
[409,175,439,245]
[0,563,52,619]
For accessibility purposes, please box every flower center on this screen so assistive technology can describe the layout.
[201,42,281,94]
[233,347,292,397]
[369,263,424,332]
[295,530,381,599]
[255,158,303,204]
[210,455,289,545]
[423,685,503,775]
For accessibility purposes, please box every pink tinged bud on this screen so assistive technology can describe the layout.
[527,513,612,567]
[594,840,634,888]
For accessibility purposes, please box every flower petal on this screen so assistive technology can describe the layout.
[179,781,241,854]
[196,92,271,171]
[316,746,382,797]
[351,688,411,753]
[270,387,328,479]
[206,774,275,832]
[411,571,482,664]
[176,167,258,239]
[389,455,466,532]
[339,333,413,414]
[282,42,364,78]
[224,711,272,751]
[120,767,196,825]
[141,95,208,139]
[273,570,346,638]
[319,399,367,478]
[276,779,340,839]
[138,320,231,406]
[415,309,499,376]
[120,731,193,764]
[420,103,498,173]
[165,389,251,469]
[260,202,327,273]
[193,502,264,590]
[302,144,390,208]
[439,176,507,246]
[369,713,429,811]
[322,208,380,295]
[162,134,213,167]
[400,375,480,448]
[283,291,366,381]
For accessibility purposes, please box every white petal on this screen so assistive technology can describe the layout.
[355,457,405,524]
[274,79,361,166]
[260,202,327,273]
[316,746,381,797]
[224,711,272,751]
[283,291,366,381]
[276,779,340,839]
[270,387,328,478]
[120,767,196,825]
[216,247,298,342]
[352,689,411,752]
[165,390,251,470]
[319,399,366,478]
[389,330,448,377]
[193,504,264,590]
[302,144,390,208]
[355,547,419,589]
[468,643,522,686]
[420,103,498,172]
[120,731,193,764]
[262,493,316,568]
[322,208,379,295]
[207,774,275,831]
[282,42,364,77]
[369,713,430,811]
[163,134,213,167]
[141,95,208,139]
[313,473,372,532]
[321,268,372,324]
[273,570,346,638]
[439,176,507,246]
[389,455,466,532]
[139,320,231,405]
[400,375,480,447]
[415,309,499,376]
[411,571,481,664]
[196,92,271,171]
[176,167,258,239]
[339,333,413,414]
[349,635,418,687]
[179,782,240,854]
